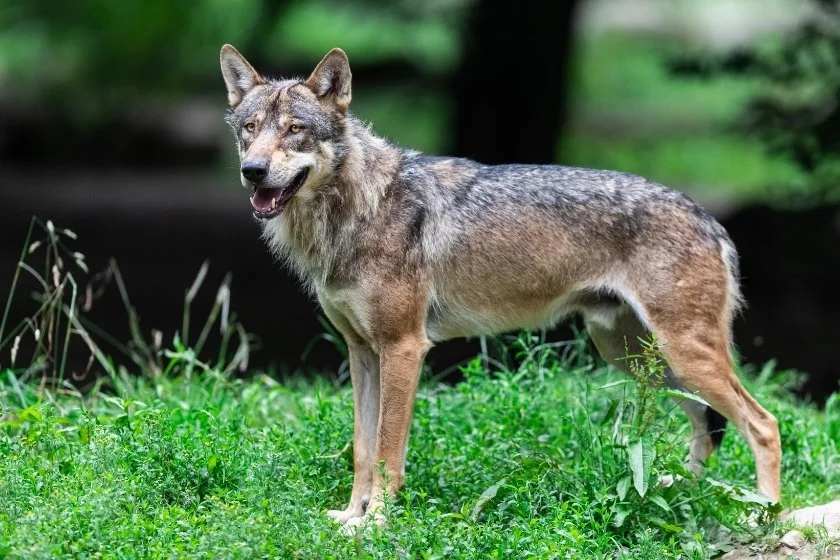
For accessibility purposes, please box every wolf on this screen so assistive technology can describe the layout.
[220,45,781,527]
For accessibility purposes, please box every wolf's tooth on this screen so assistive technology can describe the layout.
[271,197,277,210]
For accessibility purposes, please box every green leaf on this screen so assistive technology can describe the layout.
[659,388,710,407]
[616,475,631,501]
[611,503,631,527]
[706,478,774,506]
[649,494,671,512]
[79,424,90,445]
[628,437,655,497]
[601,399,620,426]
[207,455,218,470]
[650,517,682,533]
[681,541,705,556]
[470,477,506,521]
[18,405,42,422]
[598,379,632,391]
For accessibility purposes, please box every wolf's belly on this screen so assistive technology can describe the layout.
[424,293,577,342]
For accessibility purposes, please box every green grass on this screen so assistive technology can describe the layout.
[2,341,838,559]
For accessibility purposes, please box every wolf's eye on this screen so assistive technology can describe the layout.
[289,124,302,134]
[244,122,256,133]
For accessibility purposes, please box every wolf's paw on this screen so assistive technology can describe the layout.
[339,516,368,536]
[339,512,386,537]
[327,506,363,524]
[338,501,387,536]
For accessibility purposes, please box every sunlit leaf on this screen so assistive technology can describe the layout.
[628,437,655,497]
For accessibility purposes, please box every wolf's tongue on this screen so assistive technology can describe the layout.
[251,187,280,211]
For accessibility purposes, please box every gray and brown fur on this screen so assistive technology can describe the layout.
[220,45,782,526]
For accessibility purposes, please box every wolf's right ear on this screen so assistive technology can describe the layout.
[305,48,352,115]
[220,44,265,107]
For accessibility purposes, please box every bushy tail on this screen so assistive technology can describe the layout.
[706,405,728,448]
[718,236,744,349]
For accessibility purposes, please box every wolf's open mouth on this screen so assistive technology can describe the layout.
[250,168,310,219]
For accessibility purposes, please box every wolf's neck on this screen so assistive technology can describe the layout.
[264,115,402,288]
[335,115,401,216]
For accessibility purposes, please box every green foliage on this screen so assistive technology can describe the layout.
[563,33,808,202]
[268,2,460,74]
[1,0,262,101]
[0,0,461,115]
[1,2,815,202]
[668,0,840,203]
[1,333,837,558]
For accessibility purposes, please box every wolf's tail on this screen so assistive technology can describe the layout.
[706,404,728,448]
[717,234,744,347]
[719,235,744,315]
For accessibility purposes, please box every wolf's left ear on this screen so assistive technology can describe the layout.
[305,48,352,115]
[220,44,265,107]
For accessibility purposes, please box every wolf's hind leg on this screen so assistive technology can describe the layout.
[584,305,724,477]
[646,320,781,502]
[626,250,781,502]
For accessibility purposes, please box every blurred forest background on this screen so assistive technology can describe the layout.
[1,0,838,398]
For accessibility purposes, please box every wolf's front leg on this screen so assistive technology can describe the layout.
[327,344,380,523]
[344,335,428,529]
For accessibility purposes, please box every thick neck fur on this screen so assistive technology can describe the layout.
[261,114,402,290]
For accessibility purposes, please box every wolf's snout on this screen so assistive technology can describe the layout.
[241,159,269,184]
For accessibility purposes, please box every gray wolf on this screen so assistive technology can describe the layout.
[219,45,781,527]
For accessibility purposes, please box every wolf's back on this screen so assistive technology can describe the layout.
[411,156,743,318]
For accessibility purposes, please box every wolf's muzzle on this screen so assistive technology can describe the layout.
[241,159,269,184]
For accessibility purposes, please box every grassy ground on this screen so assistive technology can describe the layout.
[2,338,839,559]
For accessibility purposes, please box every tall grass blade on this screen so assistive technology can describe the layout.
[183,260,210,346]
[1,217,37,349]
[194,272,230,356]
[110,260,154,370]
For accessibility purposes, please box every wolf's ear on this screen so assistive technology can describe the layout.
[305,48,352,115]
[220,44,264,107]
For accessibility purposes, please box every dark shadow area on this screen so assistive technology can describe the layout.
[727,203,840,400]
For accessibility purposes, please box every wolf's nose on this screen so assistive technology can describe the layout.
[241,160,269,183]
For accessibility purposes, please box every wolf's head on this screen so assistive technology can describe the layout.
[220,45,351,219]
